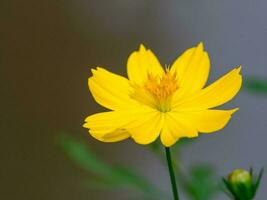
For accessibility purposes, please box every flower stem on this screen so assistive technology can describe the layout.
[165,147,179,200]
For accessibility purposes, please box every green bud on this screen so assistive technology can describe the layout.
[223,168,264,200]
[228,169,252,187]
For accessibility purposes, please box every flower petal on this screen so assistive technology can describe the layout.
[160,112,198,147]
[89,67,138,110]
[83,110,134,142]
[127,44,164,85]
[172,108,238,133]
[93,129,130,142]
[170,43,210,94]
[127,111,164,145]
[160,123,178,147]
[173,66,242,110]
[84,108,158,143]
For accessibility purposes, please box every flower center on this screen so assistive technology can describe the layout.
[144,70,178,112]
[145,71,178,101]
[131,69,178,112]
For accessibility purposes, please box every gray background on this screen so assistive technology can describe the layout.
[1,0,266,199]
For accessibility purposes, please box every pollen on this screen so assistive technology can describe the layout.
[144,70,178,112]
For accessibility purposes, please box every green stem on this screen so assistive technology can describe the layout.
[165,147,180,200]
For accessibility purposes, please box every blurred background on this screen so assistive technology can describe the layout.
[1,0,267,199]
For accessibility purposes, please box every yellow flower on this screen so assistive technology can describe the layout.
[83,43,242,147]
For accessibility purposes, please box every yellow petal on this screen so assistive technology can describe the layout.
[166,112,199,138]
[127,44,164,85]
[160,112,198,147]
[89,67,138,110]
[172,108,238,133]
[83,110,134,142]
[170,43,210,94]
[84,111,132,130]
[128,111,164,145]
[160,123,178,147]
[91,129,130,142]
[173,66,242,110]
[84,108,157,143]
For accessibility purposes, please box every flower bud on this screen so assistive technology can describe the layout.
[228,169,252,188]
[223,168,263,200]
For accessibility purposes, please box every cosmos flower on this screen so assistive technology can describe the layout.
[83,43,242,147]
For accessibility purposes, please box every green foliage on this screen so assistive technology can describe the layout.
[150,138,220,200]
[58,135,112,176]
[57,135,165,199]
[253,168,264,194]
[60,135,266,200]
[244,77,267,95]
[182,165,219,200]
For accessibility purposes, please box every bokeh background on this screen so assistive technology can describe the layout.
[1,0,267,199]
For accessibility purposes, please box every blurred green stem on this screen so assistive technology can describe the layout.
[165,147,180,200]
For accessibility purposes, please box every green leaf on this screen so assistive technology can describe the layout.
[57,134,113,177]
[243,77,267,95]
[253,168,264,196]
[222,178,236,200]
[182,164,219,200]
[57,134,165,199]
